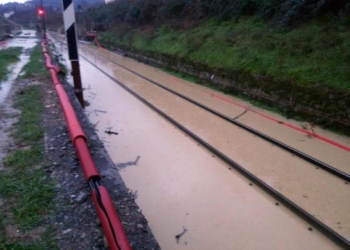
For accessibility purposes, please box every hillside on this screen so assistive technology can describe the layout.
[80,0,350,134]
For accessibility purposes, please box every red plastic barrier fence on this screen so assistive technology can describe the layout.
[85,30,104,49]
[41,40,132,250]
[92,186,132,250]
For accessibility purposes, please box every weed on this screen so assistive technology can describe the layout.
[0,47,57,247]
[13,85,44,142]
[0,167,53,230]
[20,46,50,80]
[4,145,43,169]
[0,85,50,232]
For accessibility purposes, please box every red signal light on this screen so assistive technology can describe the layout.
[38,8,44,16]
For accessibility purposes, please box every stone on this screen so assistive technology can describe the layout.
[50,171,57,179]
[62,229,72,234]
[103,236,109,248]
[76,191,88,203]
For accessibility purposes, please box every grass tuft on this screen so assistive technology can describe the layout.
[4,146,43,170]
[13,85,44,142]
[0,45,57,248]
[20,46,50,80]
[0,47,22,81]
[1,85,52,231]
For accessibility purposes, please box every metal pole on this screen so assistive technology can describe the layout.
[62,0,84,108]
[71,61,84,107]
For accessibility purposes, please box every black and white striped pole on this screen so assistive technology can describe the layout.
[61,0,84,108]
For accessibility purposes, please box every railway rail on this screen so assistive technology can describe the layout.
[80,46,350,182]
[77,51,350,249]
[51,37,349,248]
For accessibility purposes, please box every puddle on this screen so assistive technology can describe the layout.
[0,53,31,104]
[0,30,38,104]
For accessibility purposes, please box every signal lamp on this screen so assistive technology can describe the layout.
[38,8,44,16]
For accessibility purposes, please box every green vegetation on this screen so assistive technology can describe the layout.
[0,47,57,249]
[20,46,50,80]
[13,86,45,143]
[0,47,22,81]
[83,0,350,30]
[82,0,350,132]
[81,0,350,89]
[99,19,350,90]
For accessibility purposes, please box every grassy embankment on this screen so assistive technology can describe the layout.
[97,18,350,133]
[101,19,350,90]
[0,47,22,81]
[0,45,57,249]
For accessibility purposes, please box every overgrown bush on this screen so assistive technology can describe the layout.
[82,0,350,29]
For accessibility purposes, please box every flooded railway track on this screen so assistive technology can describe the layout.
[79,52,349,249]
[80,47,350,183]
[50,36,349,249]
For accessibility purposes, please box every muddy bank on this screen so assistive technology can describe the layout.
[101,43,350,136]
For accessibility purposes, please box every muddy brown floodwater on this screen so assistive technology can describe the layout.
[1,31,38,164]
[50,33,348,250]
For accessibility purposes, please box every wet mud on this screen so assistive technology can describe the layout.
[0,30,38,104]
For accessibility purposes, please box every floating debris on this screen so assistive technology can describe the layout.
[105,130,118,135]
[175,226,187,244]
[116,156,140,169]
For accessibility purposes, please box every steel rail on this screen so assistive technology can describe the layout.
[82,47,350,183]
[80,53,350,249]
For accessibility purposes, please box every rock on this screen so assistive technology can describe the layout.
[50,171,57,179]
[80,233,86,239]
[63,229,72,234]
[103,236,109,248]
[76,191,88,203]
[96,218,101,226]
